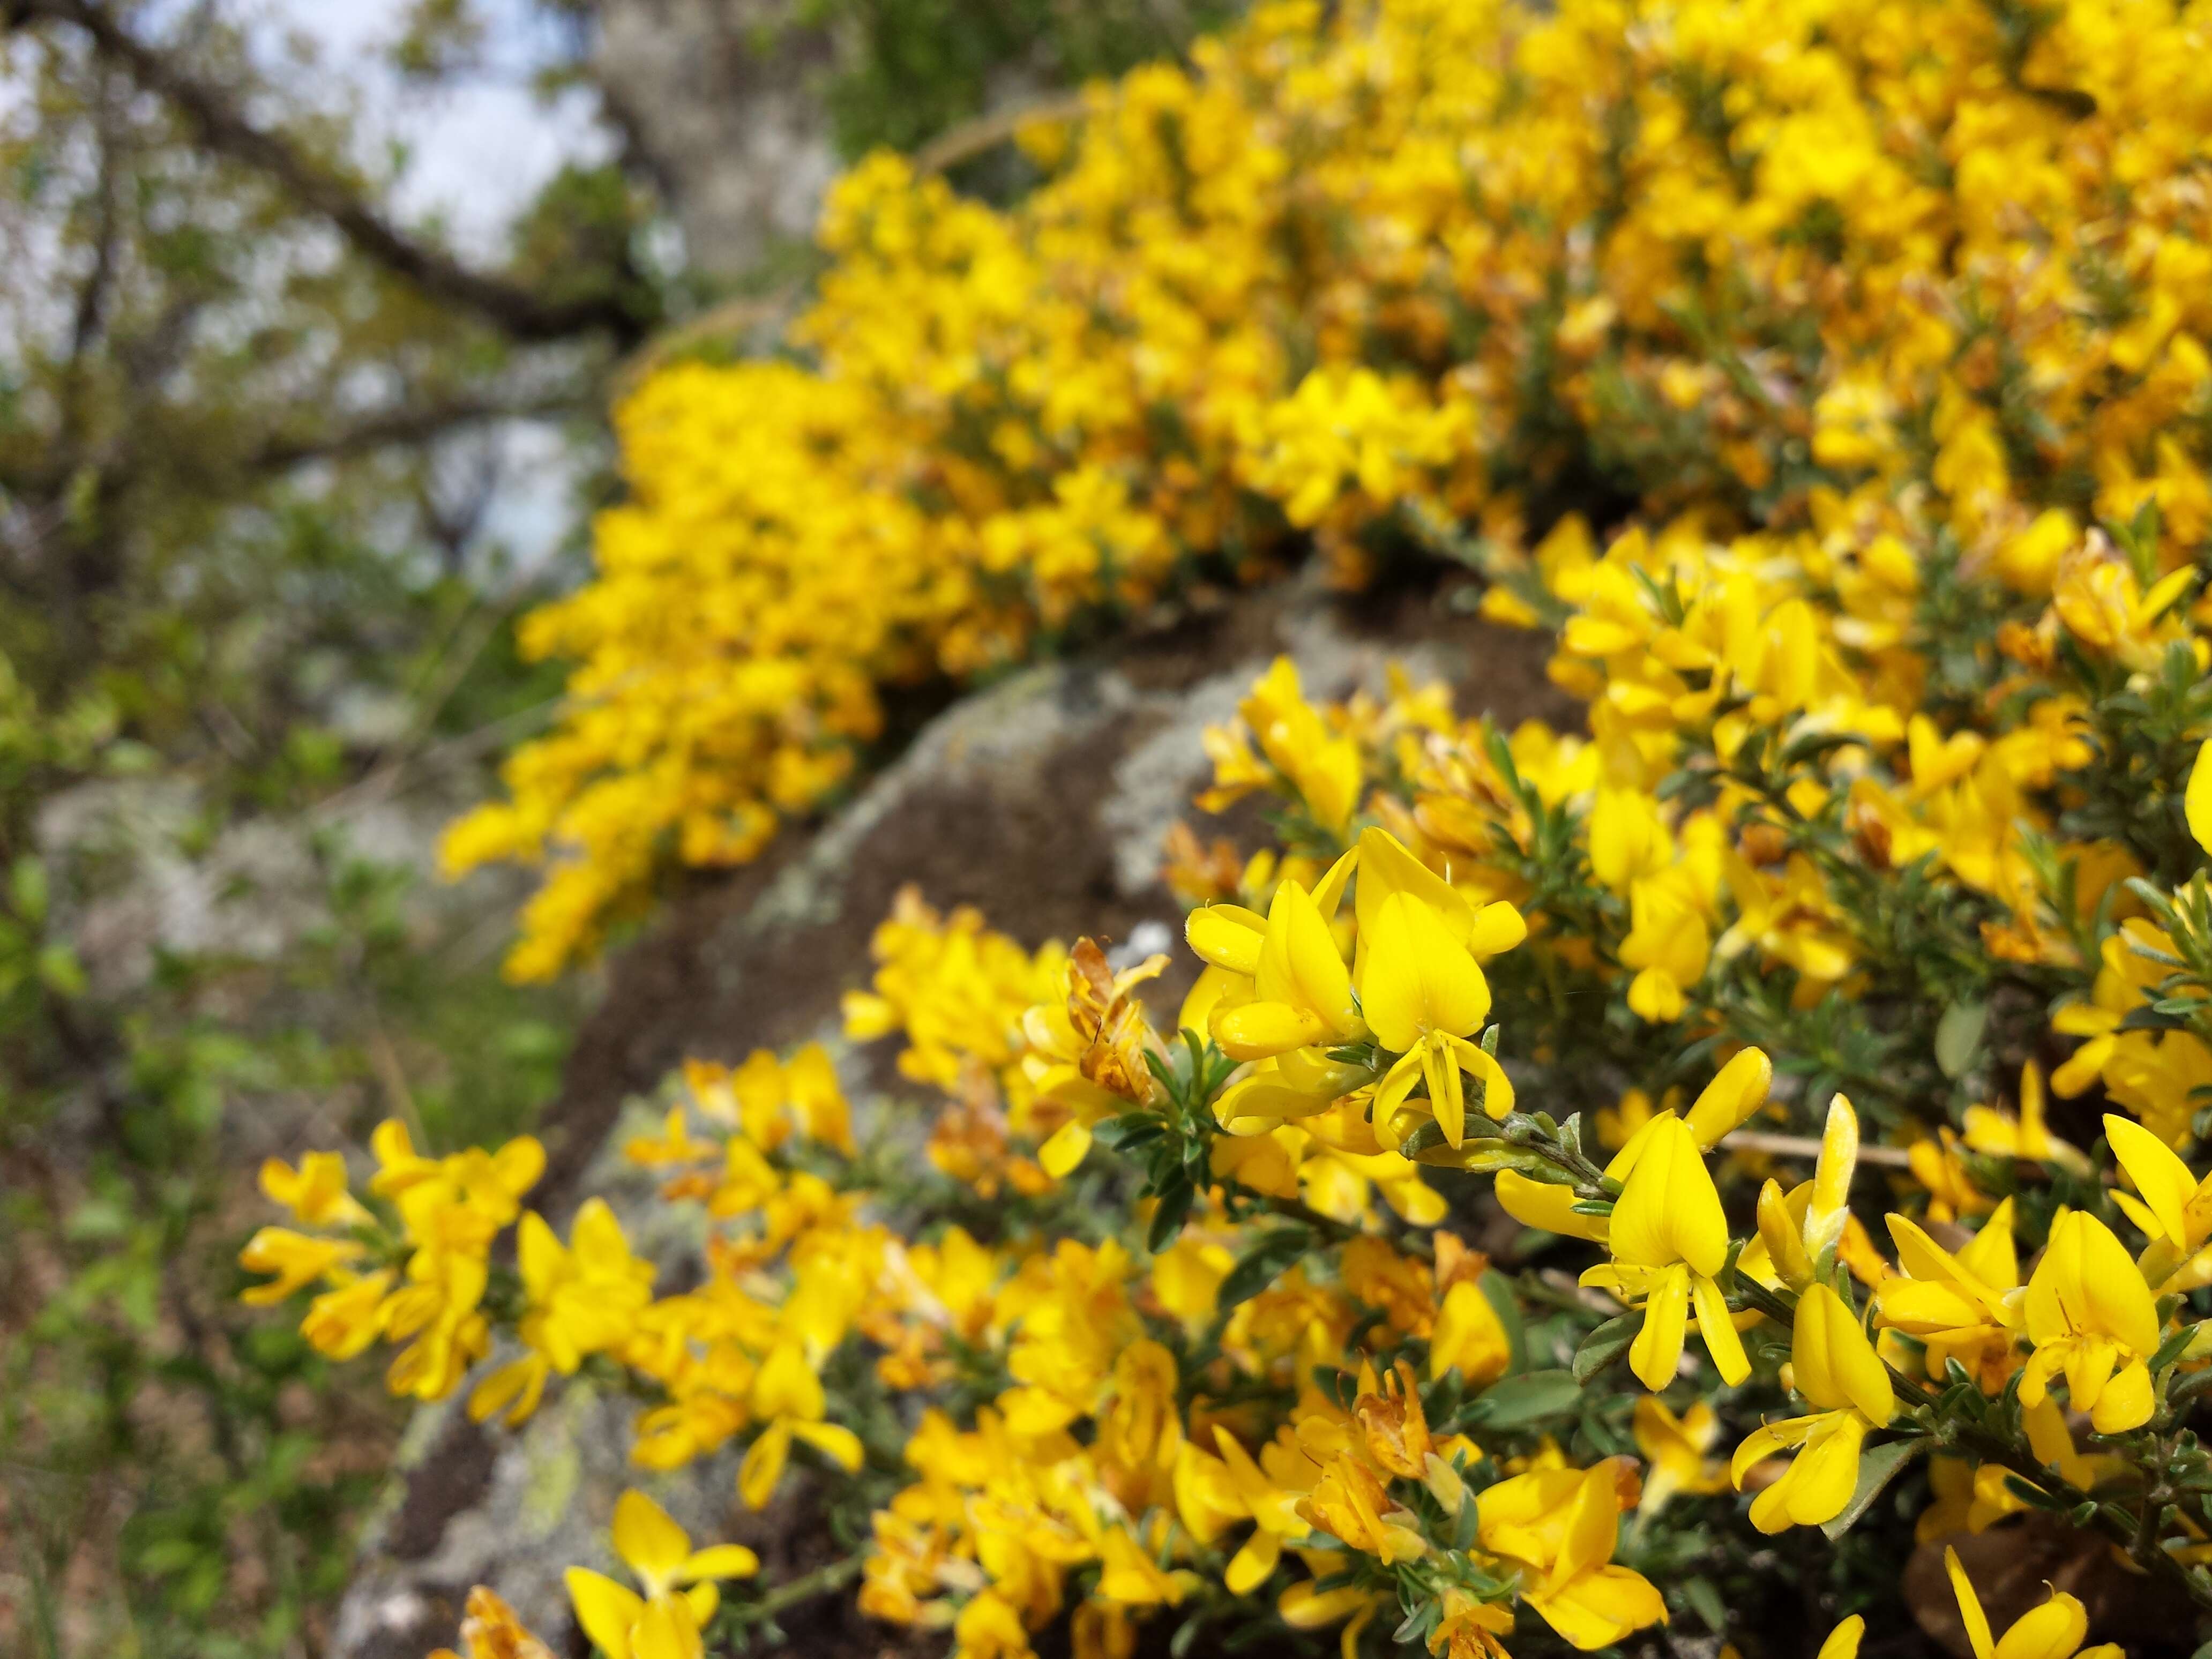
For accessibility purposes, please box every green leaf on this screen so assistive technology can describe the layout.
[1572,1313,1639,1384]
[1467,1369,1581,1429]
[1934,1001,1987,1079]
[1146,1179,1195,1252]
[10,855,47,925]
[2151,1319,2201,1375]
[1820,1438,1924,1539]
[1682,1575,1728,1634]
[36,943,86,998]
[1217,1227,1312,1310]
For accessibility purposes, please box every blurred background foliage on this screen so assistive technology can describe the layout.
[0,0,1223,1651]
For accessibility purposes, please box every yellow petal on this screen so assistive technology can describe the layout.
[791,1419,866,1471]
[1359,892,1489,1052]
[629,1593,703,1659]
[612,1490,692,1591]
[1354,827,1474,944]
[751,1340,825,1421]
[1495,1169,1610,1243]
[1255,880,1359,1038]
[1758,1180,1815,1290]
[1804,1096,1859,1261]
[1778,1415,1866,1527]
[1532,1564,1667,1649]
[1992,1589,2088,1659]
[1224,1528,1281,1595]
[1682,1048,1774,1148]
[567,1568,645,1659]
[1038,1119,1094,1179]
[1213,1001,1328,1062]
[737,1421,792,1511]
[1187,905,1267,976]
[1610,1115,1729,1276]
[1467,901,1528,959]
[2074,1214,2162,1355]
[2104,1114,2198,1247]
[1945,1548,1996,1659]
[684,1584,717,1629]
[1817,1616,1866,1659]
[681,1545,760,1582]
[1312,845,1359,922]
[1793,1284,1894,1424]
[2188,739,2212,857]
[1691,1272,1750,1385]
[2089,1358,2154,1434]
[1630,1262,1691,1390]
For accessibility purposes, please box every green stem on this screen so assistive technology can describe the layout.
[727,1554,865,1630]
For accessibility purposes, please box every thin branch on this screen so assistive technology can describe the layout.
[245,388,591,472]
[910,91,1090,176]
[7,0,645,345]
[1721,1129,1915,1168]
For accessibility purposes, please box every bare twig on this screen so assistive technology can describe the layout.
[246,389,592,472]
[1721,1129,1915,1168]
[7,0,646,344]
[911,91,1090,176]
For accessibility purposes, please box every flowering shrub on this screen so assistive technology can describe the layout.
[257,0,2212,1654]
[445,0,2212,982]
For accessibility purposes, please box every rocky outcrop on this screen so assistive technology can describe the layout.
[327,570,1572,1659]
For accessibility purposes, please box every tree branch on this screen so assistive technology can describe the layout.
[8,0,645,345]
[244,389,591,472]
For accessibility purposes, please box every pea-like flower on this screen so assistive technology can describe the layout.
[1943,1545,2120,1659]
[1476,1461,1667,1649]
[566,1489,759,1659]
[1731,1284,1895,1533]
[2019,1210,2162,1433]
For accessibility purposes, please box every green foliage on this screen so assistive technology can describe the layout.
[798,0,1241,160]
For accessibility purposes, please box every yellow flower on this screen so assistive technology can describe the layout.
[566,1489,758,1659]
[1582,1114,1748,1389]
[2105,1111,2212,1292]
[1731,1284,1894,1534]
[1298,1453,1428,1563]
[1209,878,1364,1061]
[1095,1525,1201,1606]
[258,1152,369,1229]
[238,1227,361,1305]
[1430,1279,1512,1385]
[737,1338,867,1508]
[1426,1589,1513,1659]
[1174,1425,1312,1594]
[1961,1064,2089,1177]
[1943,1545,2121,1659]
[469,1199,657,1426]
[1875,1201,2022,1388]
[2019,1210,2161,1434]
[300,1269,394,1359]
[1632,1396,1727,1515]
[1476,1461,1667,1650]
[430,1585,555,1659]
[1363,890,1516,1148]
[1749,1096,1865,1295]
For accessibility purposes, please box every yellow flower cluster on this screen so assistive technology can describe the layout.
[447,0,2212,982]
[259,679,2212,1657]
